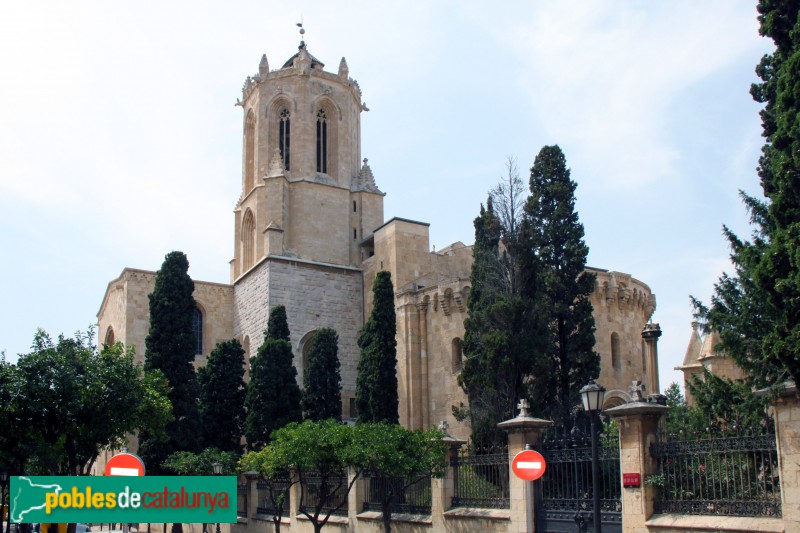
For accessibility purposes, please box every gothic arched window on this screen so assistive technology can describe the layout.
[452,338,463,373]
[279,108,291,170]
[104,327,115,347]
[244,111,256,192]
[316,108,328,173]
[193,307,203,355]
[242,209,255,271]
[611,332,621,370]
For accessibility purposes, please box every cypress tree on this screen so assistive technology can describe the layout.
[266,304,291,342]
[696,1,800,389]
[459,199,544,445]
[356,271,398,424]
[520,145,599,423]
[301,328,342,421]
[244,305,302,449]
[140,251,201,472]
[198,339,246,452]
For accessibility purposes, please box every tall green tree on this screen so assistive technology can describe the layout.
[355,271,398,424]
[301,328,342,421]
[695,2,800,388]
[4,329,171,476]
[242,419,359,533]
[348,424,447,533]
[140,251,201,473]
[519,145,599,423]
[198,339,246,452]
[266,304,291,342]
[458,198,544,446]
[244,305,302,449]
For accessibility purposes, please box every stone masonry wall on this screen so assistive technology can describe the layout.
[96,268,234,366]
[233,256,363,417]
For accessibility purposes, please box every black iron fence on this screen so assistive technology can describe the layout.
[256,477,292,517]
[362,472,433,515]
[299,472,349,517]
[237,482,248,517]
[649,425,781,517]
[537,417,622,533]
[450,444,510,509]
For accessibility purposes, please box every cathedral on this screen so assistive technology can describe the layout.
[97,39,662,440]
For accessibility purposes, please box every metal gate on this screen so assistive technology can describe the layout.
[535,416,622,532]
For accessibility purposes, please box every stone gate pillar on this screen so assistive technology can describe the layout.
[606,396,668,533]
[498,400,553,532]
[765,382,800,531]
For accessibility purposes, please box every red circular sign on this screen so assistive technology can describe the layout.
[105,452,146,476]
[512,449,546,481]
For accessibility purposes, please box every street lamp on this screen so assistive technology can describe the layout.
[212,463,222,533]
[580,379,606,533]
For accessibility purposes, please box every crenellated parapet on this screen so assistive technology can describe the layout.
[589,269,656,320]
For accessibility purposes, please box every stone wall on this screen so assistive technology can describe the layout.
[96,268,234,365]
[232,256,364,418]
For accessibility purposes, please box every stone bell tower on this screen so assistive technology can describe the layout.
[231,39,384,281]
[229,38,385,416]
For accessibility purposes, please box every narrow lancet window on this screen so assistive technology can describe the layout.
[242,209,255,270]
[244,111,256,193]
[316,108,328,173]
[193,307,203,355]
[279,108,291,170]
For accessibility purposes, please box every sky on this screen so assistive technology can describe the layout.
[0,1,774,390]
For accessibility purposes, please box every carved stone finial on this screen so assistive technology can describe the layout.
[516,399,530,418]
[268,148,285,177]
[259,54,269,76]
[338,57,349,78]
[296,44,311,74]
[438,420,449,432]
[353,157,382,193]
[629,380,646,402]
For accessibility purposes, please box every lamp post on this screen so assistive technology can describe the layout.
[212,462,222,533]
[580,379,606,533]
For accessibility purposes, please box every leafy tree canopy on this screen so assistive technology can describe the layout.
[2,329,171,476]
[162,447,238,476]
[695,1,800,389]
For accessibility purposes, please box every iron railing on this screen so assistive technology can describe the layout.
[256,477,292,517]
[650,426,781,517]
[536,419,622,533]
[450,444,510,509]
[237,482,248,517]
[298,472,349,517]
[362,472,433,515]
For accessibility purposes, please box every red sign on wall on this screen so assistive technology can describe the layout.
[623,472,641,488]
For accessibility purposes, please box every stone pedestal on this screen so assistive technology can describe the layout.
[432,434,466,531]
[769,382,800,531]
[605,401,668,533]
[498,404,553,533]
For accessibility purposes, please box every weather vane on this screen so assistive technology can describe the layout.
[297,20,305,46]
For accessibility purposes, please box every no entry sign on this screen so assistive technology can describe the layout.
[105,452,146,476]
[511,449,546,481]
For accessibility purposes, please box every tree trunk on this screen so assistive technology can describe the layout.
[381,500,393,533]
